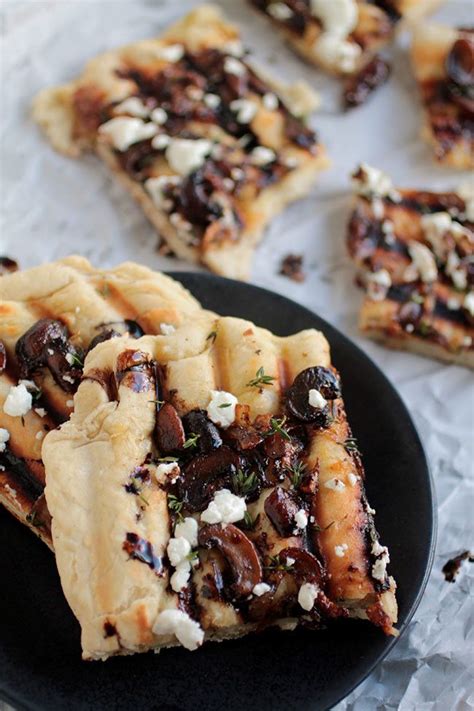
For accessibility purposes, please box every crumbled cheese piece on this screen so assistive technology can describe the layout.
[174,517,198,547]
[446,250,467,290]
[47,348,54,356]
[187,86,204,101]
[204,93,221,109]
[170,561,191,593]
[295,509,308,529]
[348,472,359,486]
[463,336,472,348]
[113,97,150,118]
[250,146,276,166]
[160,323,176,335]
[263,92,278,111]
[447,297,461,310]
[268,2,293,19]
[156,43,184,63]
[222,177,235,192]
[145,174,179,208]
[35,430,44,441]
[151,133,171,150]
[314,33,361,74]
[222,40,244,57]
[457,180,474,222]
[366,504,376,515]
[230,98,257,124]
[207,390,238,429]
[334,543,349,557]
[224,57,246,76]
[62,374,75,385]
[286,557,296,566]
[150,107,168,125]
[298,582,319,611]
[308,388,327,410]
[98,117,158,151]
[34,407,47,418]
[201,489,246,524]
[169,212,193,232]
[420,212,452,259]
[231,167,245,181]
[0,428,10,453]
[352,164,393,198]
[371,543,390,582]
[3,383,33,417]
[65,353,75,365]
[153,609,204,651]
[324,477,346,491]
[167,536,191,567]
[310,0,358,35]
[407,242,438,283]
[252,582,271,597]
[464,292,474,317]
[371,540,386,557]
[165,138,212,176]
[156,461,180,482]
[405,323,414,333]
[366,268,392,301]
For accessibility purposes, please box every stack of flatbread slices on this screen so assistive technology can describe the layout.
[0,258,397,660]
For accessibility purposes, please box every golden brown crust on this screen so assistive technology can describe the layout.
[32,5,329,280]
[0,257,206,546]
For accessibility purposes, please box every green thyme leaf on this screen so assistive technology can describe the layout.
[289,461,306,489]
[218,402,232,408]
[246,366,276,388]
[265,416,291,441]
[68,352,84,368]
[157,456,179,463]
[168,493,184,522]
[232,469,258,497]
[264,554,295,572]
[344,436,360,455]
[241,511,259,530]
[183,432,200,449]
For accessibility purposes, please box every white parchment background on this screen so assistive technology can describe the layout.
[1,1,473,709]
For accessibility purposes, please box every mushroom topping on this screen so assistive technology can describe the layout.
[264,487,305,537]
[446,37,474,114]
[198,523,263,598]
[0,341,6,374]
[155,402,186,453]
[278,547,325,586]
[0,257,19,275]
[87,328,122,354]
[15,318,83,393]
[178,446,241,512]
[286,366,341,425]
[115,349,154,392]
[182,409,222,453]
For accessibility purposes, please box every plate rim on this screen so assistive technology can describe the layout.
[0,272,437,711]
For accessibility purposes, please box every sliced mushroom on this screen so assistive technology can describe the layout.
[446,37,474,113]
[179,445,241,511]
[286,366,341,425]
[15,318,83,393]
[182,409,222,453]
[198,523,263,598]
[115,349,154,392]
[154,402,186,453]
[264,487,304,537]
[87,329,122,354]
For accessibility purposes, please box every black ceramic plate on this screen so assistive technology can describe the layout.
[0,274,435,711]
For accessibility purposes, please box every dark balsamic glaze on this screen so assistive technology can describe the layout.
[123,532,164,575]
[0,449,45,501]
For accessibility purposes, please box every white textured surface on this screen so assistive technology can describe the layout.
[1,1,473,709]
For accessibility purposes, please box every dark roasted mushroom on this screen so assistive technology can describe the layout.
[343,56,391,109]
[446,37,474,113]
[87,329,122,354]
[154,402,186,453]
[15,318,83,393]
[286,366,341,425]
[0,256,19,275]
[179,446,241,512]
[198,523,262,598]
[279,547,325,586]
[264,487,304,537]
[182,409,222,453]
[115,349,154,393]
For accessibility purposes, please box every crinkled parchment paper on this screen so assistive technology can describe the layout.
[1,1,473,709]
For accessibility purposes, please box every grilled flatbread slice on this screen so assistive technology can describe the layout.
[249,0,441,77]
[32,5,328,281]
[0,256,206,548]
[42,313,397,660]
[348,165,474,367]
[411,24,474,169]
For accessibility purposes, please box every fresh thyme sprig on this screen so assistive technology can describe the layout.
[168,493,184,522]
[264,554,295,572]
[265,416,291,441]
[246,366,276,388]
[240,511,259,530]
[157,456,180,463]
[344,437,360,456]
[183,433,200,449]
[289,461,306,489]
[313,520,335,533]
[218,402,232,408]
[68,352,84,369]
[232,469,258,497]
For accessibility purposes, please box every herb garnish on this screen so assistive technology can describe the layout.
[157,456,179,463]
[206,330,217,343]
[411,292,424,304]
[344,437,360,455]
[246,366,276,388]
[241,511,259,530]
[289,461,306,488]
[68,352,84,368]
[264,554,295,572]
[183,432,200,449]
[232,469,258,497]
[265,416,291,441]
[187,550,199,564]
[168,494,184,522]
[313,520,335,532]
[218,402,232,408]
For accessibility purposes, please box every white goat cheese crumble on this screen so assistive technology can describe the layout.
[155,44,184,63]
[308,388,327,409]
[0,428,10,452]
[324,477,346,491]
[207,390,238,429]
[295,509,308,530]
[3,383,33,417]
[160,323,176,335]
[334,543,348,557]
[113,97,150,118]
[165,138,212,176]
[167,537,191,567]
[224,57,246,76]
[98,117,158,151]
[230,99,257,124]
[174,517,198,547]
[150,107,168,125]
[268,2,293,20]
[156,461,180,483]
[201,489,246,524]
[298,582,319,611]
[153,609,204,651]
[250,146,276,166]
[170,562,192,593]
[407,242,438,283]
[252,582,271,597]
